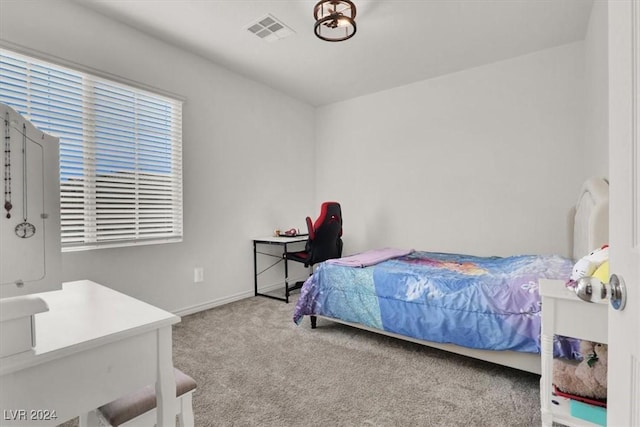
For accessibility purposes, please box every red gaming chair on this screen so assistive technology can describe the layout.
[284,202,343,294]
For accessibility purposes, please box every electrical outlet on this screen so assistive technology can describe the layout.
[193,267,204,283]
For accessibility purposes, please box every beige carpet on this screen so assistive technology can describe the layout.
[173,295,542,426]
[60,295,543,426]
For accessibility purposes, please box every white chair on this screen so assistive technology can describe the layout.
[80,368,196,427]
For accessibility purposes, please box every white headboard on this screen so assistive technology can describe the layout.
[572,177,609,260]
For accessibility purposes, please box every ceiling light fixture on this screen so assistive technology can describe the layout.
[313,0,357,42]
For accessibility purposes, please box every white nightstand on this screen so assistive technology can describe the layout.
[539,279,608,427]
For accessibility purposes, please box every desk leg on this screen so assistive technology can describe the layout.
[284,243,290,303]
[156,326,175,426]
[254,240,258,296]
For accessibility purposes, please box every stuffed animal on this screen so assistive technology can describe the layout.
[569,245,609,284]
[592,260,609,285]
[553,340,608,400]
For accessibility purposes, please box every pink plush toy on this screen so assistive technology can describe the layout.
[553,340,608,400]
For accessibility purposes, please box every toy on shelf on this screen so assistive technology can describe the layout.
[553,340,608,402]
[567,244,609,289]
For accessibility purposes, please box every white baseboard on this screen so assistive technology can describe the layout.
[173,291,252,317]
[173,281,297,317]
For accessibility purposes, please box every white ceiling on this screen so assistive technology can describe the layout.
[75,0,594,107]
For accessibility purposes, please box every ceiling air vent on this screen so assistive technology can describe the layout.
[247,14,295,42]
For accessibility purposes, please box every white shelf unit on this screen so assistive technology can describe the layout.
[539,279,608,427]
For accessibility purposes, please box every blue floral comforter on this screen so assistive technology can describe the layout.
[293,251,573,353]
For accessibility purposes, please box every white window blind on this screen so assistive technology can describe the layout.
[0,49,183,251]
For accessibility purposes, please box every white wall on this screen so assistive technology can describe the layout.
[584,0,609,179]
[0,0,316,313]
[315,43,587,258]
[0,0,604,313]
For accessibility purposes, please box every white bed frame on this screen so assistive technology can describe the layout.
[310,177,610,375]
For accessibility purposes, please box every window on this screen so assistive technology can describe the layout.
[0,49,183,251]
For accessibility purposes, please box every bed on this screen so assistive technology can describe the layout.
[292,177,609,374]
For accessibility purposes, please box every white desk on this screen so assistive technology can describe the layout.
[539,279,608,427]
[0,280,180,426]
[253,235,308,303]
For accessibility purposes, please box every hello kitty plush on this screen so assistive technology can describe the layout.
[569,245,609,284]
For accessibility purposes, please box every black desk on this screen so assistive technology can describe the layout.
[253,235,308,303]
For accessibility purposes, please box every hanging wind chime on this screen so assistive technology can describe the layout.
[4,114,36,238]
[4,112,12,219]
